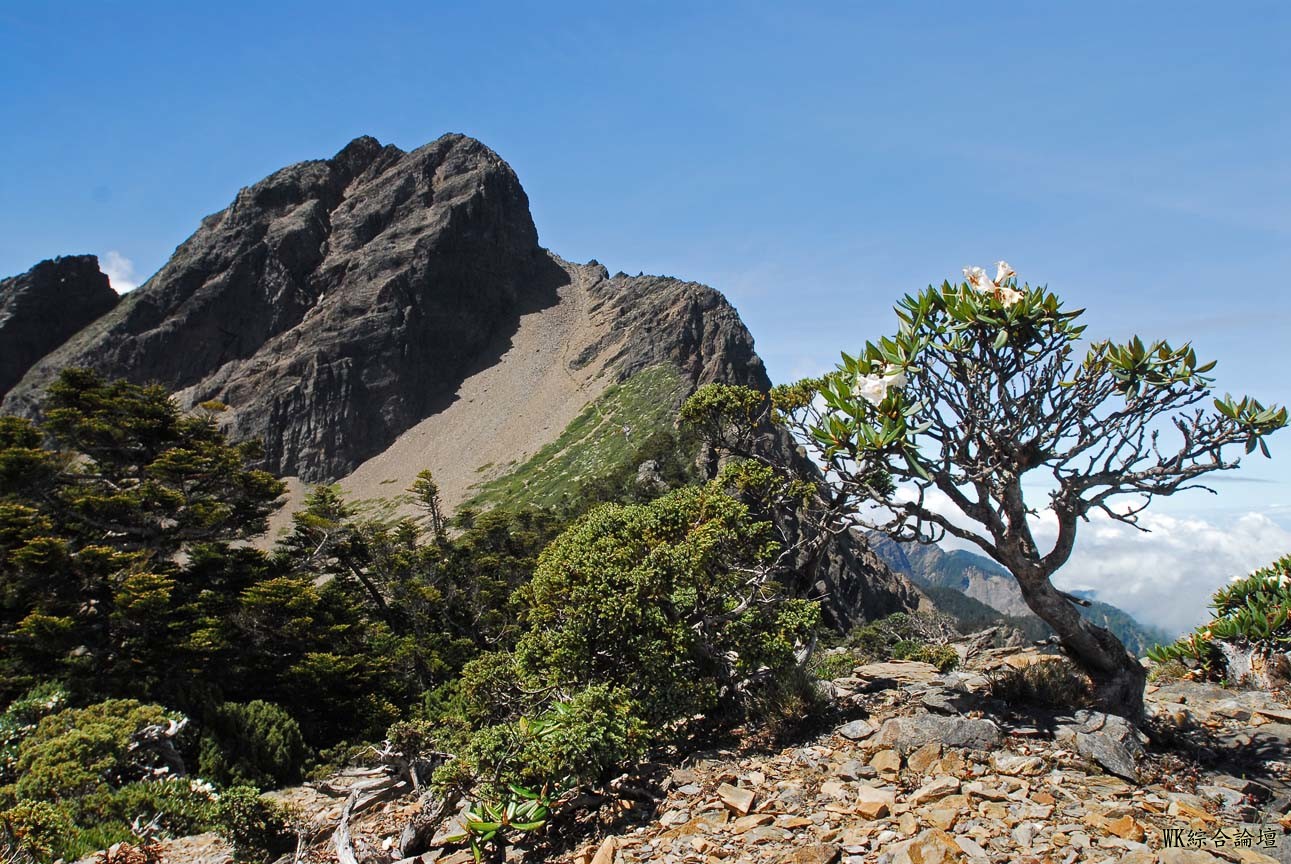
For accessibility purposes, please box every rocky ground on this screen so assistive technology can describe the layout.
[149,647,1291,864]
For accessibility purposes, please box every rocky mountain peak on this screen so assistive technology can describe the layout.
[2,134,550,479]
[0,133,924,627]
[0,254,119,400]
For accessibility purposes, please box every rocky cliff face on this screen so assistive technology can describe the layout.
[3,135,558,481]
[2,136,773,484]
[0,255,118,400]
[571,264,772,391]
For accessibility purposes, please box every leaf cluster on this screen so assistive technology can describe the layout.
[1148,555,1291,676]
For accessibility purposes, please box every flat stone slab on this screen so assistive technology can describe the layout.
[875,712,1002,754]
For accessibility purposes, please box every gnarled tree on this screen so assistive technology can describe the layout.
[692,263,1285,719]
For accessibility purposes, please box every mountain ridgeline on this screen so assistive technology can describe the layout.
[868,534,1172,656]
[0,255,119,398]
[0,132,923,628]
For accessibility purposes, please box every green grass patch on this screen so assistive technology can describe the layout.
[462,364,689,511]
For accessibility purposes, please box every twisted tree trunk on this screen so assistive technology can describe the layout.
[1013,570,1146,720]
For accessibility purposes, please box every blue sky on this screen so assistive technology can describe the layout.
[2,2,1288,631]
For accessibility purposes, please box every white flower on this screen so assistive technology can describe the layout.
[852,372,889,406]
[884,365,908,388]
[189,779,216,796]
[963,260,1025,307]
[853,365,907,406]
[963,266,990,292]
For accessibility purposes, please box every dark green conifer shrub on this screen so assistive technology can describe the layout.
[14,700,173,811]
[197,701,307,790]
[211,786,294,864]
[444,479,818,806]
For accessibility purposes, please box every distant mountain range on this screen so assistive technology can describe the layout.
[867,534,1173,656]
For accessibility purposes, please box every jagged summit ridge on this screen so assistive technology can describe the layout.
[0,255,119,400]
[2,135,772,485]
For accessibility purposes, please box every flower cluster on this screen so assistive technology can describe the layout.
[851,364,908,407]
[963,260,1023,307]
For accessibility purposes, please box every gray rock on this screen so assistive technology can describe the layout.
[837,719,876,741]
[834,759,866,781]
[0,255,118,399]
[875,713,1001,754]
[919,691,959,714]
[1056,710,1147,782]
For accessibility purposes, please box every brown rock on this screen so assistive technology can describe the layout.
[591,836,617,864]
[962,781,1008,801]
[855,785,895,820]
[870,750,901,780]
[910,776,962,805]
[1103,814,1144,841]
[1167,798,1216,825]
[731,814,774,834]
[718,784,756,816]
[775,845,840,864]
[979,801,1008,821]
[890,828,967,864]
[907,742,943,774]
[937,794,970,812]
[934,750,967,776]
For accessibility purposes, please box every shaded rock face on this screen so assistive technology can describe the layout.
[3,135,562,480]
[785,521,929,629]
[0,255,118,399]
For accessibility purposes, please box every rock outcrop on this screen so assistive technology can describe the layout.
[572,264,772,391]
[0,255,118,399]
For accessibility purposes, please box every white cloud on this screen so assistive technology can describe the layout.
[1032,509,1291,637]
[101,251,138,293]
[877,487,1291,637]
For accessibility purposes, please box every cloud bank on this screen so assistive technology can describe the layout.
[887,487,1291,637]
[1032,509,1291,637]
[101,251,138,293]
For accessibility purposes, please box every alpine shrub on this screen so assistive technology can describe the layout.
[197,701,307,789]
